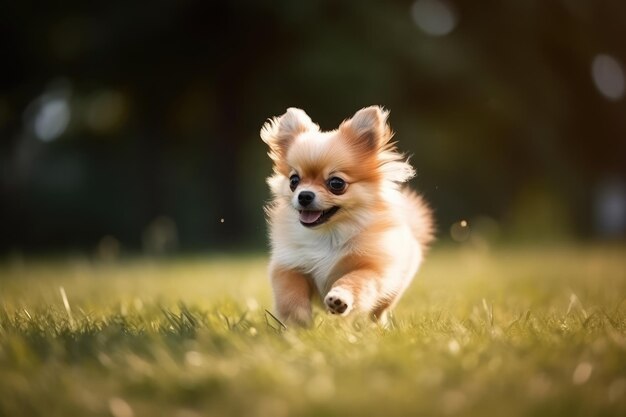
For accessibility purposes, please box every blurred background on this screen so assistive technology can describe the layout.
[1,0,625,255]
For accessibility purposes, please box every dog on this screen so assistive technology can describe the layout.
[261,106,433,326]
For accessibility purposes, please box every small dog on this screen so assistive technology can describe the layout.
[261,106,433,326]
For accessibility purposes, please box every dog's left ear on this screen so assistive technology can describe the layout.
[340,106,391,151]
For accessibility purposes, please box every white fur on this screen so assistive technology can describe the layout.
[269,199,373,295]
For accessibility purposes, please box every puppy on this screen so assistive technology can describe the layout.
[261,106,433,326]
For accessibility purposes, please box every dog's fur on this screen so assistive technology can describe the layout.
[261,106,433,326]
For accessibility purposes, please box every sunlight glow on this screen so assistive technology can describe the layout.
[185,351,203,367]
[609,378,626,403]
[572,362,593,385]
[108,397,134,417]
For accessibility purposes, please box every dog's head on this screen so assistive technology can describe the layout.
[261,106,414,228]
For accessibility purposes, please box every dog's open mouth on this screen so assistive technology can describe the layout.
[299,206,340,227]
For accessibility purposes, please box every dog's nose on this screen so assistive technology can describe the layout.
[298,191,315,207]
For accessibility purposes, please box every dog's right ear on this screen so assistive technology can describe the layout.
[260,108,318,163]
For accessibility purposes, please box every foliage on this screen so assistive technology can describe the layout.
[2,1,626,250]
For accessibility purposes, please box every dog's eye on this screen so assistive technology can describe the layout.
[289,175,300,191]
[327,177,346,194]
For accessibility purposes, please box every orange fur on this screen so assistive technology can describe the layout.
[269,264,313,326]
[261,106,434,326]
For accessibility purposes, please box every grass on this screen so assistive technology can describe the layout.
[1,245,625,417]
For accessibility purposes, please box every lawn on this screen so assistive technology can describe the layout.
[1,245,625,417]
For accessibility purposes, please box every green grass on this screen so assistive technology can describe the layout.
[1,245,625,417]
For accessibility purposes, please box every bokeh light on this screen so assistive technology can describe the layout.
[450,220,470,242]
[84,90,129,134]
[142,216,179,255]
[594,179,626,237]
[32,96,71,142]
[411,0,457,37]
[591,54,625,101]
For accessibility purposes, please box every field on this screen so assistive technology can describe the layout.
[1,245,625,417]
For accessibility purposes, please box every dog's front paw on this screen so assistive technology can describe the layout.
[324,287,354,316]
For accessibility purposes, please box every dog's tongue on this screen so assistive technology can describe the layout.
[299,210,323,224]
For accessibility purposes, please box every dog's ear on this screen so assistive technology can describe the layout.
[261,108,318,162]
[340,106,391,151]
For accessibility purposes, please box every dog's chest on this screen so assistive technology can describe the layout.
[276,233,346,294]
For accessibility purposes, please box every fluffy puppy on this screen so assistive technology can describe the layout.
[261,106,433,326]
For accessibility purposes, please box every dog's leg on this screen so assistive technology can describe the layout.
[324,270,380,317]
[371,300,393,326]
[270,265,313,326]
